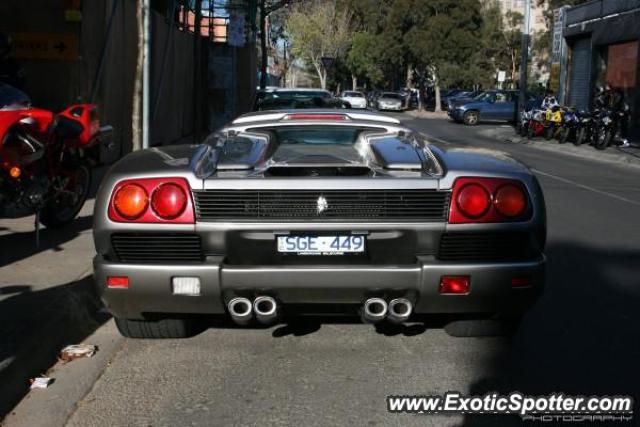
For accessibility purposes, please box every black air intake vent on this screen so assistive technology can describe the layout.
[193,189,450,221]
[437,232,537,262]
[111,233,203,263]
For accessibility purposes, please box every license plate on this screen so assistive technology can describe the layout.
[277,235,365,255]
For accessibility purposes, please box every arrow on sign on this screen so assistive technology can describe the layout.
[53,42,68,53]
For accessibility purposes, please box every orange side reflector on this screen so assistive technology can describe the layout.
[9,166,21,178]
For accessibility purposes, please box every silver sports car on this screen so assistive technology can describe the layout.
[93,110,546,338]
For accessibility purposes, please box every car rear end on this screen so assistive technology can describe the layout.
[93,111,545,337]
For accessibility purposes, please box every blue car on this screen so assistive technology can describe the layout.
[449,91,539,125]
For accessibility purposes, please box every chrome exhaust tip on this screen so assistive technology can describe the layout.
[387,298,413,324]
[228,297,253,325]
[253,296,278,325]
[362,298,388,323]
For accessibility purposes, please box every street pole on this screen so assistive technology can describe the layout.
[259,0,267,90]
[518,0,531,116]
[142,0,150,149]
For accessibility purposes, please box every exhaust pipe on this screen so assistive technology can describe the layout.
[228,297,253,325]
[387,298,413,324]
[253,296,278,324]
[362,298,388,323]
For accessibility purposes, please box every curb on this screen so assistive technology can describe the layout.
[2,321,123,427]
[478,126,640,169]
[0,275,109,421]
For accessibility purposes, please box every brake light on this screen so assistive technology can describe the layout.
[107,276,129,289]
[113,184,148,220]
[494,184,527,217]
[439,276,470,294]
[449,177,531,223]
[108,177,194,223]
[456,184,490,218]
[151,183,187,219]
[284,113,347,121]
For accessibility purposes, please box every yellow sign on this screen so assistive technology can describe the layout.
[10,33,79,61]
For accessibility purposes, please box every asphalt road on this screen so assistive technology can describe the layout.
[40,114,640,426]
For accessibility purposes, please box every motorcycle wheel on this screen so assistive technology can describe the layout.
[39,162,91,228]
[594,129,611,151]
[559,128,570,144]
[527,125,535,140]
[574,127,586,146]
[544,126,554,140]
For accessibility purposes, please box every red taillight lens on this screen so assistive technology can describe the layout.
[494,184,527,217]
[113,184,148,219]
[151,183,187,219]
[107,276,129,289]
[439,276,470,294]
[449,177,531,223]
[456,184,490,218]
[108,178,194,223]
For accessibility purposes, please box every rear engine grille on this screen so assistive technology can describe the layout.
[193,190,450,221]
[437,232,536,262]
[111,233,203,263]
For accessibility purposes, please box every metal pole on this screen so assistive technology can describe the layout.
[259,0,267,90]
[518,0,531,116]
[142,0,151,149]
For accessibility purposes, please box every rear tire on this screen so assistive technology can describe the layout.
[527,125,535,140]
[544,126,554,140]
[595,129,611,150]
[558,127,570,144]
[40,163,91,228]
[115,316,196,339]
[463,110,479,126]
[574,127,586,146]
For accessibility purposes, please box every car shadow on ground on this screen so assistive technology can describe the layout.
[460,241,640,426]
[0,214,93,268]
[0,275,109,418]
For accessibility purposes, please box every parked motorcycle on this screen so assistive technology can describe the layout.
[543,106,563,140]
[0,83,110,229]
[526,109,547,139]
[558,109,578,144]
[593,108,625,150]
[573,110,595,146]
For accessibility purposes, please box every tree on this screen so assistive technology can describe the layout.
[285,1,353,89]
[346,32,384,87]
[405,0,483,110]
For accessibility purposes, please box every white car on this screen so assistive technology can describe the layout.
[339,91,368,109]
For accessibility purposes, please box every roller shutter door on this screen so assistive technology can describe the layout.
[568,37,592,110]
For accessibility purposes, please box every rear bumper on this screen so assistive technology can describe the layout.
[94,255,545,319]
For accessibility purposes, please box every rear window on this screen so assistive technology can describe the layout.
[380,93,402,100]
[343,92,363,97]
[248,125,382,145]
[254,91,343,111]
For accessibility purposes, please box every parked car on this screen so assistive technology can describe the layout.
[375,92,404,111]
[446,90,483,111]
[449,91,540,125]
[93,109,546,338]
[339,90,368,109]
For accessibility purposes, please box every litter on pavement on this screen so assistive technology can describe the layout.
[59,344,97,362]
[30,377,52,389]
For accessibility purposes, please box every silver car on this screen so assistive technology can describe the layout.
[93,110,546,338]
[376,92,404,111]
[339,91,368,109]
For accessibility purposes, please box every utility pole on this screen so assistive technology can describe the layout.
[518,0,531,116]
[259,0,267,90]
[142,0,151,149]
[193,0,202,140]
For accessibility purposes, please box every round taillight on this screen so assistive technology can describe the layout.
[456,183,491,218]
[151,183,187,219]
[494,184,527,217]
[113,184,148,219]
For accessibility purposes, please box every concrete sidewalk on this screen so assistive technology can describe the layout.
[0,167,110,419]
[478,125,640,169]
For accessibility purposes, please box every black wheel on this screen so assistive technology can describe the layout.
[594,129,611,150]
[39,163,91,228]
[519,124,528,137]
[574,127,586,146]
[527,125,535,140]
[558,127,570,144]
[115,316,196,339]
[544,126,554,140]
[463,110,479,126]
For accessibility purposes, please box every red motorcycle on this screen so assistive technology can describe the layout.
[0,83,109,229]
